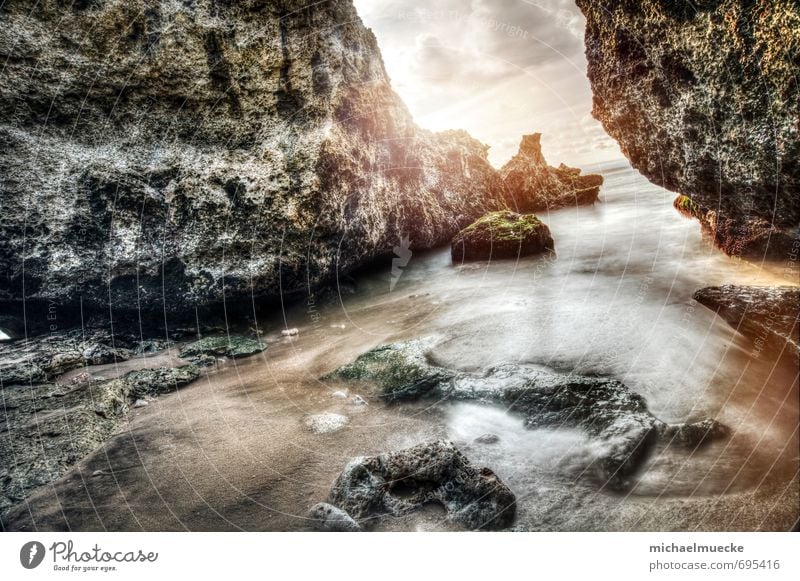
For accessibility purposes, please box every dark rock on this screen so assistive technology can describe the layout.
[328,440,516,530]
[451,211,554,263]
[576,0,799,259]
[694,285,799,357]
[474,433,500,445]
[658,418,731,448]
[501,134,604,211]
[328,339,728,487]
[309,502,361,532]
[178,336,265,360]
[0,364,199,518]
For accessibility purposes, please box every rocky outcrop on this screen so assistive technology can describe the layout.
[0,0,507,318]
[326,440,516,530]
[0,364,200,517]
[501,134,604,211]
[328,339,728,488]
[694,285,799,357]
[451,211,554,263]
[577,0,800,259]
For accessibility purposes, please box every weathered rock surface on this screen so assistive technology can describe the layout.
[451,211,554,263]
[0,364,200,518]
[694,285,799,357]
[577,0,800,259]
[0,0,509,316]
[327,440,516,530]
[328,339,728,487]
[178,335,265,361]
[501,134,604,211]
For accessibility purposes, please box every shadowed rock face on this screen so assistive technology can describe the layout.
[501,134,604,212]
[576,0,800,259]
[327,339,729,489]
[0,0,506,315]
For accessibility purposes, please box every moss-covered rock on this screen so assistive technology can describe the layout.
[450,211,554,263]
[178,335,265,360]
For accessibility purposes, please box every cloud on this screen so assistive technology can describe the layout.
[353,0,622,167]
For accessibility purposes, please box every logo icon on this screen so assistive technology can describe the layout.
[20,541,46,569]
[390,234,413,291]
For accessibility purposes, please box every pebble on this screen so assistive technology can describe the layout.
[281,328,299,337]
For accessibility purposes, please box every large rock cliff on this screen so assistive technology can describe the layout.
[576,0,799,259]
[0,0,506,318]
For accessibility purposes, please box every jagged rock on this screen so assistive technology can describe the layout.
[0,364,199,518]
[309,502,361,532]
[451,211,554,263]
[500,134,604,211]
[0,0,508,316]
[694,285,799,358]
[328,440,516,530]
[328,339,728,487]
[178,335,265,360]
[577,0,799,259]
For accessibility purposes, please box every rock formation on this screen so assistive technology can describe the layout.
[576,0,799,259]
[0,0,507,320]
[501,134,604,211]
[451,211,554,263]
[326,440,517,530]
[327,339,728,488]
[694,285,799,358]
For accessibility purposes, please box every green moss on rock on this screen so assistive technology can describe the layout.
[179,336,265,360]
[451,211,554,263]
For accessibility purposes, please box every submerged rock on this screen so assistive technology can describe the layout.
[178,336,265,360]
[0,364,200,518]
[694,286,799,358]
[328,440,516,530]
[501,134,604,212]
[309,502,361,532]
[328,339,728,487]
[577,0,799,259]
[451,211,554,263]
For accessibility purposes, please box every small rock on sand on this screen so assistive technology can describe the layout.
[305,413,349,434]
[309,502,360,532]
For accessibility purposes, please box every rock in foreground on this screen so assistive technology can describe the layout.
[577,0,799,259]
[328,339,728,487]
[694,286,799,358]
[501,134,604,211]
[451,211,554,263]
[327,440,516,531]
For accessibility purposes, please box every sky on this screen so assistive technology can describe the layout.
[352,0,623,169]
